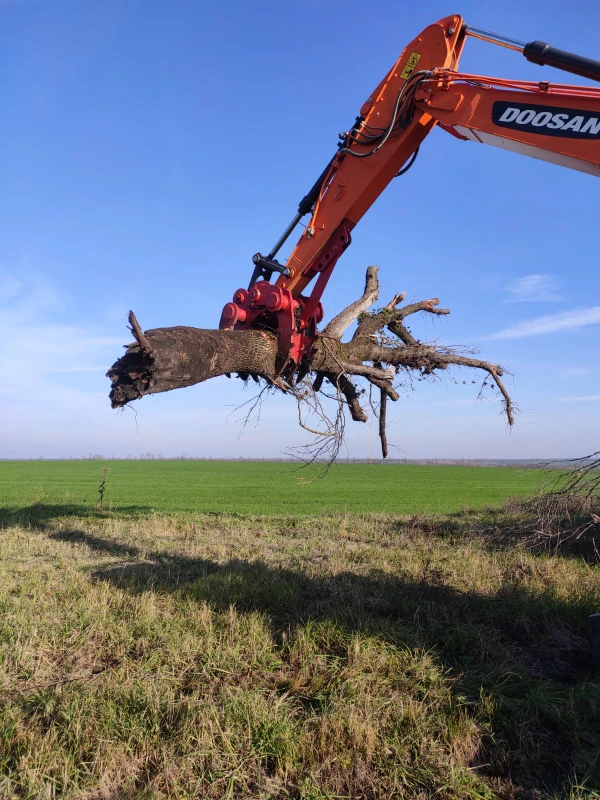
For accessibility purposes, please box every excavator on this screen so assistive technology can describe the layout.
[219,15,600,376]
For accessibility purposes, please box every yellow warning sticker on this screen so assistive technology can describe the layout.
[400,51,422,80]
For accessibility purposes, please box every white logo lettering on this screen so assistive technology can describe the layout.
[546,113,569,130]
[497,105,600,136]
[499,107,520,123]
[531,111,553,127]
[581,117,600,135]
[516,109,537,125]
[562,115,584,132]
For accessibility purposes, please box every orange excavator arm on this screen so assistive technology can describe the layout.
[419,73,600,176]
[278,15,466,299]
[220,16,600,375]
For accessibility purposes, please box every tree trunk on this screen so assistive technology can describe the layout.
[107,327,278,408]
[107,267,514,456]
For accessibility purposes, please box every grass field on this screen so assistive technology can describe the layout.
[1,503,599,799]
[1,463,598,798]
[0,461,541,517]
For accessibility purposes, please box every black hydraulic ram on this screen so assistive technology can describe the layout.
[464,25,600,84]
[247,155,337,287]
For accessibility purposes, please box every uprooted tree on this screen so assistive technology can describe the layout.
[107,267,514,459]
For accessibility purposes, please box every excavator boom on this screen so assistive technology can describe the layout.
[220,16,600,375]
[425,73,600,176]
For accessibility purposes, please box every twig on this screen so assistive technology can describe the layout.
[128,310,154,355]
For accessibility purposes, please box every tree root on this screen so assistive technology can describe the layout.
[107,266,514,460]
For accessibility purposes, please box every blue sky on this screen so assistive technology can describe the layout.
[1,0,599,459]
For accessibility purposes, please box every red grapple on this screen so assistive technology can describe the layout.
[219,281,324,370]
[219,223,352,372]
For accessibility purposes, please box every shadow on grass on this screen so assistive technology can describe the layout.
[71,529,598,795]
[91,547,597,680]
[5,505,600,795]
[0,504,292,527]
[393,500,600,564]
[48,528,141,557]
[0,504,155,527]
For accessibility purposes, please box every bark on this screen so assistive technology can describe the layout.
[107,269,514,457]
[107,322,278,408]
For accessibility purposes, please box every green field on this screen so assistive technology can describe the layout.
[1,501,599,798]
[1,459,598,797]
[0,460,540,516]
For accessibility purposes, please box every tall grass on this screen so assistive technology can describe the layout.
[0,505,598,798]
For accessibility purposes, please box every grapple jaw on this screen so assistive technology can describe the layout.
[219,223,352,375]
[219,281,323,376]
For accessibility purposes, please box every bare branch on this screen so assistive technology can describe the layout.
[373,361,389,459]
[379,391,388,459]
[347,341,514,426]
[354,296,450,343]
[395,298,450,320]
[342,362,395,382]
[542,451,600,497]
[322,265,379,340]
[107,266,516,465]
[364,374,399,402]
[128,311,153,354]
[327,373,368,422]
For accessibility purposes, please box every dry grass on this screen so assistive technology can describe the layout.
[0,505,599,799]
[457,493,600,561]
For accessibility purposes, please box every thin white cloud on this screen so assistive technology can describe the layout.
[0,271,123,396]
[561,367,596,377]
[504,274,562,303]
[556,395,600,402]
[490,306,600,339]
